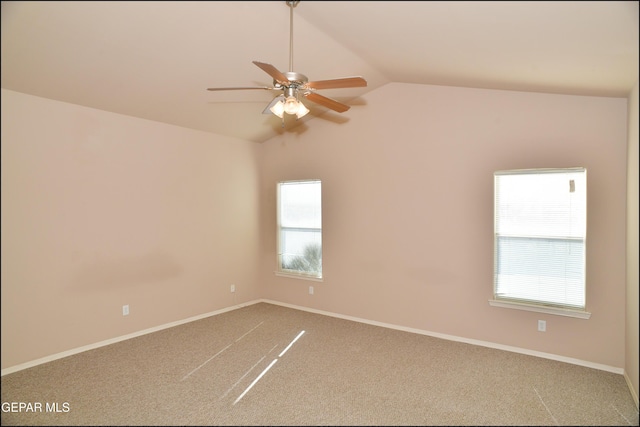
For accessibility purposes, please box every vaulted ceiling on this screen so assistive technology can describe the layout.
[2,1,638,143]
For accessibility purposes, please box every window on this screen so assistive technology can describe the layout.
[491,168,588,317]
[277,180,322,279]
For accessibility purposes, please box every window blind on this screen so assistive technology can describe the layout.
[277,180,322,278]
[494,168,586,309]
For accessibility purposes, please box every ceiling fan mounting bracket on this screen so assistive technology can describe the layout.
[286,1,300,8]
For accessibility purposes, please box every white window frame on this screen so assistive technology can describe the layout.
[275,180,323,281]
[489,168,591,319]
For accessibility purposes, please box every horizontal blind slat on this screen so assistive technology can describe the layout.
[494,168,586,309]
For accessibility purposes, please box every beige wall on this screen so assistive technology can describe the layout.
[1,89,263,369]
[626,81,639,405]
[261,82,629,369]
[0,82,633,384]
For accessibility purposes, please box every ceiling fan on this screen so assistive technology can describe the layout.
[206,0,367,123]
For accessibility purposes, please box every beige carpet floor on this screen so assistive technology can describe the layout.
[1,302,638,426]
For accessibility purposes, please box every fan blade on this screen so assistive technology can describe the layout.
[303,92,350,113]
[207,86,276,91]
[252,61,289,86]
[306,77,367,90]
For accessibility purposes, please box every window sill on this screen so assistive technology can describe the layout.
[274,271,323,282]
[488,299,591,319]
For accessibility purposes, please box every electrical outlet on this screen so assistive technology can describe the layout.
[122,305,129,316]
[538,320,546,332]
[230,284,235,293]
[309,286,314,295]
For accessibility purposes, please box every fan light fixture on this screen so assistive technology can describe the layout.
[270,87,310,119]
[269,97,309,119]
[206,0,367,126]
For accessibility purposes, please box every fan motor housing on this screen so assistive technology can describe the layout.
[275,71,308,88]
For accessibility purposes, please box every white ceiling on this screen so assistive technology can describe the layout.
[2,1,638,143]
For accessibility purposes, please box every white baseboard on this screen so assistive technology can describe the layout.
[1,299,262,377]
[623,370,640,410]
[261,299,626,375]
[1,298,627,382]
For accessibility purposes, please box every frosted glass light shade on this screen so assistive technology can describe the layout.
[296,102,309,118]
[270,100,285,118]
[283,96,299,115]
